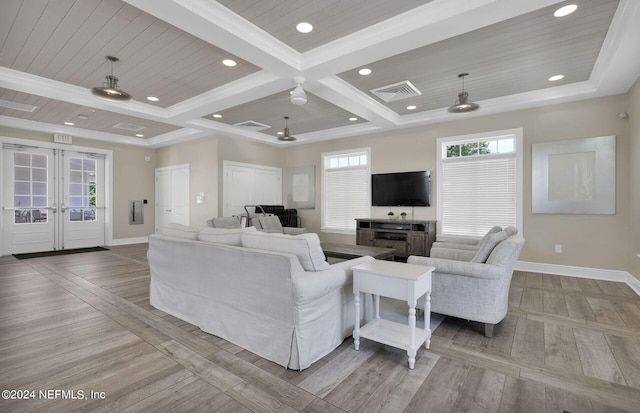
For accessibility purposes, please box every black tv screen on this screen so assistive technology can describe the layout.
[371,170,431,207]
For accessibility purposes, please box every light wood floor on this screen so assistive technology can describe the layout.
[1,244,639,412]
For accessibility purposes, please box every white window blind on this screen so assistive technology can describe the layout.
[322,148,370,233]
[438,129,522,238]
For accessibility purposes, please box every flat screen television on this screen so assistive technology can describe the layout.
[371,170,431,207]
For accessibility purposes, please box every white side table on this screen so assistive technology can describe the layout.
[352,260,434,369]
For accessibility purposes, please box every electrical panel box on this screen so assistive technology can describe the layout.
[129,200,143,225]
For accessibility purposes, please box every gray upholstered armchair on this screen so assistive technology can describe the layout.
[408,230,525,337]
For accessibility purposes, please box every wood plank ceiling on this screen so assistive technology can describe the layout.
[0,0,638,147]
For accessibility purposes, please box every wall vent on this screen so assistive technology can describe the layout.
[0,99,37,112]
[370,80,422,102]
[234,120,270,131]
[113,122,145,132]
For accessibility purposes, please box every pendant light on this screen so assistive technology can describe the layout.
[278,116,296,141]
[447,73,479,114]
[91,56,132,101]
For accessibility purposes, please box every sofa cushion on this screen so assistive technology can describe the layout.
[472,230,508,263]
[241,232,330,271]
[198,226,257,245]
[211,216,242,229]
[158,223,200,240]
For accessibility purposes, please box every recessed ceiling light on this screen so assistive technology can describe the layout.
[222,59,237,67]
[407,105,417,110]
[296,22,313,33]
[146,96,159,102]
[358,68,372,76]
[349,117,358,121]
[136,133,144,137]
[77,114,89,120]
[212,114,222,118]
[548,74,565,81]
[554,4,577,17]
[64,121,74,126]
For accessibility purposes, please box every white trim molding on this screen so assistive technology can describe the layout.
[516,261,640,297]
[110,236,150,246]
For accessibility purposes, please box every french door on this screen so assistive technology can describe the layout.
[2,145,106,254]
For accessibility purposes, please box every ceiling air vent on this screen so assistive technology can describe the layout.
[234,120,270,132]
[113,122,145,132]
[370,80,422,103]
[0,99,37,112]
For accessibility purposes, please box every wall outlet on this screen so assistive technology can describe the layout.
[555,244,562,253]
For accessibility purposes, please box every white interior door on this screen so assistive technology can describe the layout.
[2,146,57,254]
[2,146,106,254]
[222,161,282,217]
[155,164,189,231]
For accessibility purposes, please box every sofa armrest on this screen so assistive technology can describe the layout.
[430,247,476,261]
[407,255,503,279]
[435,236,479,246]
[431,241,479,251]
[293,256,374,304]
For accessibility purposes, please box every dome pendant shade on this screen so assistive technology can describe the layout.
[447,73,479,113]
[91,56,132,101]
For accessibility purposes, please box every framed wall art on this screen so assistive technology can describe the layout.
[532,135,615,214]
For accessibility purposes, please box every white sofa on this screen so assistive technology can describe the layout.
[148,224,373,370]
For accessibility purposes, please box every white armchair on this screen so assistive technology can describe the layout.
[408,232,525,337]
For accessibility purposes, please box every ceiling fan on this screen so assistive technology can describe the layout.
[278,116,296,141]
[290,76,307,105]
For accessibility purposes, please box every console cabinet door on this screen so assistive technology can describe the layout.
[357,229,374,246]
[408,233,426,256]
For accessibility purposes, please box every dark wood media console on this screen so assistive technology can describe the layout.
[355,218,437,259]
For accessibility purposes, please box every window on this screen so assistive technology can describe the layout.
[322,148,370,234]
[437,129,522,238]
[13,152,48,224]
[68,157,97,222]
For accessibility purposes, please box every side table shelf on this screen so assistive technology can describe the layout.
[352,260,434,369]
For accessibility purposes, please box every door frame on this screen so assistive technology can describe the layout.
[0,136,113,256]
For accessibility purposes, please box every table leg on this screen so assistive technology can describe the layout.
[353,293,360,351]
[374,294,380,320]
[407,305,416,369]
[424,290,431,349]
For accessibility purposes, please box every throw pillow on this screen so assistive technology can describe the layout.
[241,232,330,271]
[257,216,283,233]
[480,226,503,243]
[198,226,256,246]
[472,230,508,263]
[158,223,200,240]
[503,226,518,237]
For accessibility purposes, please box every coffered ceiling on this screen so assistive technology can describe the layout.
[0,0,639,147]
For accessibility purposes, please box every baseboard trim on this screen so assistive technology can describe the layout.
[109,236,149,246]
[516,261,640,296]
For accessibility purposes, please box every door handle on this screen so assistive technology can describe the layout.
[60,203,66,212]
